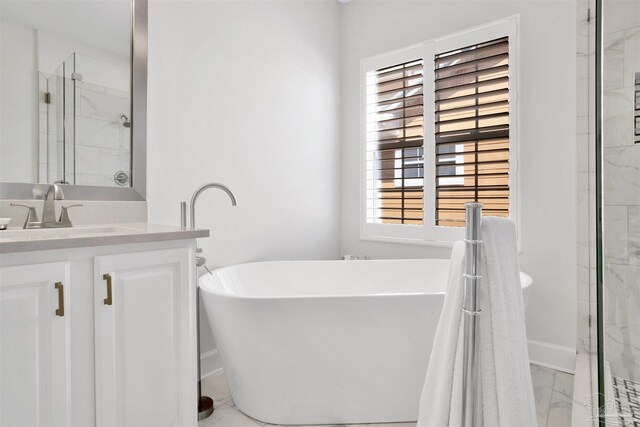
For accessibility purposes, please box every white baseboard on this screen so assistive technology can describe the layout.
[201,366,224,380]
[528,339,576,374]
[200,349,223,379]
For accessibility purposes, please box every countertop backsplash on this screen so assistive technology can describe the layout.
[0,200,147,228]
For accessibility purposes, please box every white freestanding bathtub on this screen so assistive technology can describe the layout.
[199,259,532,425]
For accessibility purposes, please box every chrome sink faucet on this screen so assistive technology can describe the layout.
[11,184,83,229]
[42,184,65,224]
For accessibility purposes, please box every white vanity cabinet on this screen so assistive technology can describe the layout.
[94,249,193,427]
[0,262,71,427]
[0,228,204,427]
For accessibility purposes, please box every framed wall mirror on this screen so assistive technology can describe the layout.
[0,0,147,200]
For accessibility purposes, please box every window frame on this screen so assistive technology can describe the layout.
[359,16,520,246]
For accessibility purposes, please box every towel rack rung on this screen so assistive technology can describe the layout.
[464,239,484,244]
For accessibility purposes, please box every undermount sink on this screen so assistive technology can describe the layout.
[0,226,139,241]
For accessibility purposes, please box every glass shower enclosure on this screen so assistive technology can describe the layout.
[597,0,640,424]
[39,52,131,187]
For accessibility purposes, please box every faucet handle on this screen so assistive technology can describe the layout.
[10,203,39,228]
[59,204,83,225]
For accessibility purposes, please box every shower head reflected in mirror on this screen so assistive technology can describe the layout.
[120,114,131,128]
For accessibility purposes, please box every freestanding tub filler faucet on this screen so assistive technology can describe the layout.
[189,183,237,228]
[182,182,237,421]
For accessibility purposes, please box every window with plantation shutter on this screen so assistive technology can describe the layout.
[361,18,518,244]
[434,37,511,226]
[365,59,425,225]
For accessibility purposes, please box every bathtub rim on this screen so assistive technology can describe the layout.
[198,259,533,301]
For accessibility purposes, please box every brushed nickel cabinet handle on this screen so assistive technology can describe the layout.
[103,274,113,305]
[54,282,64,317]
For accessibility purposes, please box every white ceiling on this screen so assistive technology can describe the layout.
[1,0,131,58]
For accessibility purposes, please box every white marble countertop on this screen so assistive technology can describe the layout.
[0,223,210,254]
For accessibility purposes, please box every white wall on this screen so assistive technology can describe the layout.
[146,0,342,374]
[0,19,39,183]
[340,0,578,371]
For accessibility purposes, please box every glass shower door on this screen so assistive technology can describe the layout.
[73,53,131,187]
[598,0,640,424]
[43,52,131,187]
[45,54,76,185]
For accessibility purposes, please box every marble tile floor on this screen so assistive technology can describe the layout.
[532,365,575,427]
[200,365,574,427]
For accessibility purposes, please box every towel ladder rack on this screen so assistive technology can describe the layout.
[462,202,483,427]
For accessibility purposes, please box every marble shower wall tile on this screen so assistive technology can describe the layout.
[577,191,591,245]
[100,147,130,177]
[78,87,130,122]
[603,88,635,147]
[588,133,596,174]
[604,263,640,327]
[623,27,640,88]
[577,134,590,173]
[73,83,131,187]
[603,0,640,35]
[74,145,101,174]
[577,245,591,302]
[603,206,629,264]
[590,301,599,357]
[73,173,114,187]
[603,146,640,206]
[603,30,625,91]
[600,0,640,390]
[577,300,591,356]
[75,117,122,150]
[629,206,640,264]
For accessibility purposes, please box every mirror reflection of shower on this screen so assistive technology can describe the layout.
[120,114,131,128]
[39,52,131,187]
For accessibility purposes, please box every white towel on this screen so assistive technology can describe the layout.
[417,217,536,427]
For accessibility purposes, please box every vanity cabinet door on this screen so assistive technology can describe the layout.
[0,262,71,427]
[94,248,196,427]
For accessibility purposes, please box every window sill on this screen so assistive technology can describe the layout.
[360,229,523,254]
[359,234,456,248]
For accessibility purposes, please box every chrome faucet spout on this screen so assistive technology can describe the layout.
[188,183,237,229]
[42,184,65,224]
[188,182,237,421]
